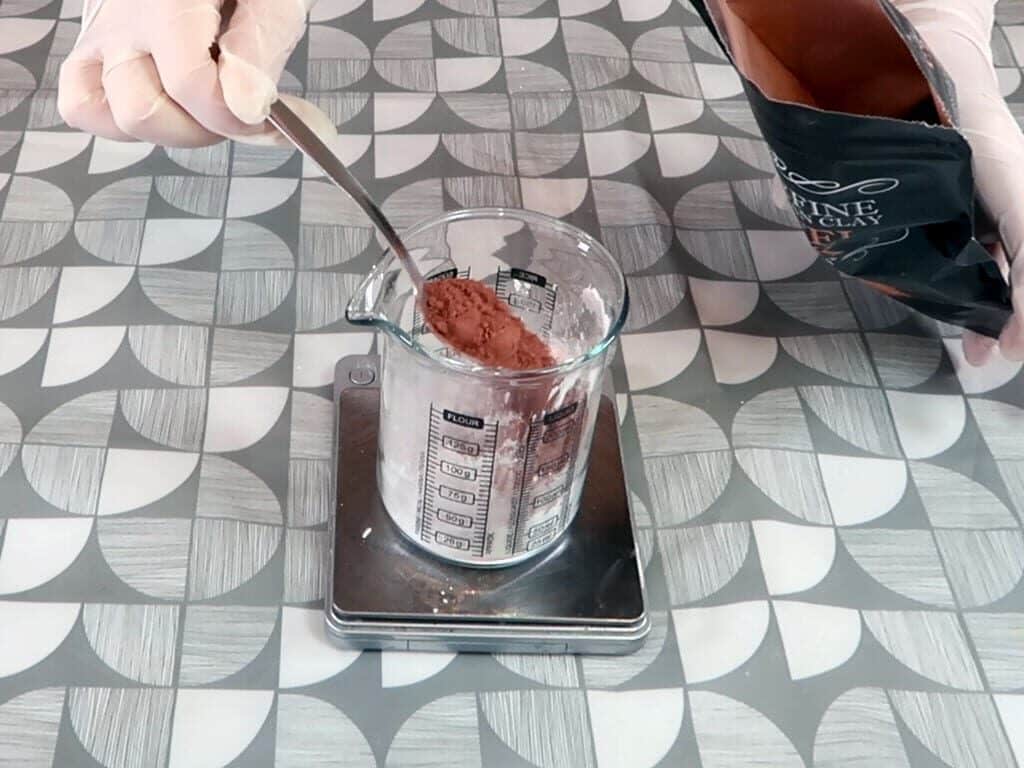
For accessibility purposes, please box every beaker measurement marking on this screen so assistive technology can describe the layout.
[494,268,558,334]
[440,460,476,481]
[508,399,584,553]
[434,531,471,551]
[508,294,541,313]
[437,509,474,529]
[509,268,547,288]
[442,435,479,456]
[542,420,574,443]
[528,516,558,539]
[420,405,441,546]
[544,401,578,425]
[439,485,475,506]
[423,405,499,557]
[527,532,554,550]
[542,285,556,334]
[532,485,564,508]
[473,422,499,556]
[508,410,548,553]
[536,399,585,539]
[443,410,484,430]
[538,453,569,476]
[554,401,587,533]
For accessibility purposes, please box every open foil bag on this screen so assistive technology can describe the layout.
[691,0,1012,337]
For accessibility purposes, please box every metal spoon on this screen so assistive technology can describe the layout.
[267,99,426,294]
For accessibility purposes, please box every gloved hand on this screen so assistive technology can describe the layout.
[58,0,329,147]
[894,0,1024,365]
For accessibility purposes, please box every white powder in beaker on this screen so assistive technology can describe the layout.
[376,334,606,566]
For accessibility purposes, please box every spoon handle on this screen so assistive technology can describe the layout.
[267,99,426,291]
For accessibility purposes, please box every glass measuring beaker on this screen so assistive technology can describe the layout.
[346,208,628,567]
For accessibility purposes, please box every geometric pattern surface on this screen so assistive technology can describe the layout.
[3,0,1024,765]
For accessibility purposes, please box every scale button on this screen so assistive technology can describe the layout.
[349,366,375,385]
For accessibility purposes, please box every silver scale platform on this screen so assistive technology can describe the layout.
[325,355,649,654]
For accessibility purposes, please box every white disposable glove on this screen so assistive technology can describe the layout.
[894,0,1024,365]
[58,0,331,147]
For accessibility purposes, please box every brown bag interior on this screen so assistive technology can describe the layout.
[708,0,936,120]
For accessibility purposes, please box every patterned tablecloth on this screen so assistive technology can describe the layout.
[5,0,1024,766]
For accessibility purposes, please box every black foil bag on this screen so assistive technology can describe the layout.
[691,0,1012,337]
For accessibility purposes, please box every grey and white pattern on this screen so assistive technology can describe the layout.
[179,605,278,685]
[658,523,750,604]
[276,694,375,767]
[25,391,116,446]
[481,690,595,768]
[69,687,175,768]
[840,529,955,607]
[120,388,207,451]
[197,455,283,525]
[863,610,984,690]
[284,528,329,603]
[494,653,580,687]
[934,529,1024,608]
[0,688,64,767]
[210,328,291,385]
[21,444,105,515]
[127,326,209,386]
[814,688,910,768]
[889,690,1017,768]
[97,518,192,600]
[188,519,281,600]
[82,604,180,686]
[690,691,803,768]
[4,0,1024,765]
[388,694,482,767]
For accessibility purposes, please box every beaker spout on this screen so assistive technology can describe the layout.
[345,268,392,328]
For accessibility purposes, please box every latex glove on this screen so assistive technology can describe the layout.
[894,0,1024,365]
[58,0,328,147]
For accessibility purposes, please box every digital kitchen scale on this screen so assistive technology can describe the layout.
[325,355,649,654]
